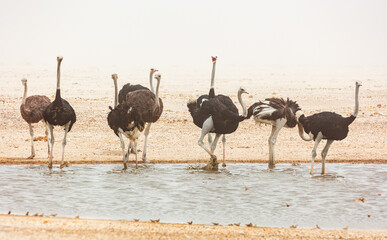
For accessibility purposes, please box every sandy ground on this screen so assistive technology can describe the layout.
[0,66,386,165]
[0,65,386,238]
[1,215,386,240]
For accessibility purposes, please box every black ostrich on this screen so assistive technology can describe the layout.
[20,78,51,159]
[246,97,308,169]
[108,73,163,169]
[187,57,248,169]
[43,56,76,169]
[192,56,217,145]
[298,82,362,175]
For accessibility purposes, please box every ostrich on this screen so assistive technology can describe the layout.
[188,87,248,169]
[108,73,163,169]
[246,97,307,169]
[117,68,158,104]
[192,56,218,145]
[20,78,51,159]
[43,56,76,169]
[298,82,362,175]
[116,68,159,161]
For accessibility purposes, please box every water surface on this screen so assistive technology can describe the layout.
[0,164,386,230]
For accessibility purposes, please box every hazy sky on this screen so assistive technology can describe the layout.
[1,0,386,72]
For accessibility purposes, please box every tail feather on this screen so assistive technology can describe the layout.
[345,115,356,126]
[187,101,199,118]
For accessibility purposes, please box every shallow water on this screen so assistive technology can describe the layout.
[0,164,386,230]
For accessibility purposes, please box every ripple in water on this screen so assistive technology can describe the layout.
[0,163,386,230]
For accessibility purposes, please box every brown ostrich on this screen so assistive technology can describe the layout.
[125,73,163,168]
[108,73,163,169]
[20,78,51,159]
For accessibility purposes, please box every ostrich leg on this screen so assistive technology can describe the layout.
[134,139,138,169]
[210,134,221,153]
[44,121,50,158]
[310,132,323,175]
[198,117,217,161]
[268,119,286,169]
[28,123,35,159]
[222,134,226,167]
[208,134,213,146]
[142,123,152,162]
[118,131,127,170]
[321,139,334,174]
[60,122,70,169]
[48,123,55,169]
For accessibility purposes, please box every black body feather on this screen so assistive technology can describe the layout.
[107,103,145,137]
[188,94,244,134]
[43,89,76,132]
[299,112,356,140]
[118,83,148,104]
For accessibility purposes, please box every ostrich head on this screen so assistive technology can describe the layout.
[112,74,118,81]
[150,68,158,74]
[155,73,161,81]
[238,86,248,94]
[57,56,63,62]
[211,56,217,62]
[356,81,362,87]
[21,78,27,85]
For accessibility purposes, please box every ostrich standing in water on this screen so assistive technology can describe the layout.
[187,57,248,169]
[298,82,362,175]
[246,97,308,169]
[117,68,159,161]
[43,57,76,169]
[192,56,218,145]
[188,87,248,169]
[20,78,51,159]
[108,73,163,169]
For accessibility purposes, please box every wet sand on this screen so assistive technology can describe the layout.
[1,215,386,240]
[0,66,386,238]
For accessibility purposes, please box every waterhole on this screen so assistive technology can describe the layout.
[0,164,386,230]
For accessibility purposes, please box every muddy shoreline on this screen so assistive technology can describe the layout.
[1,157,387,166]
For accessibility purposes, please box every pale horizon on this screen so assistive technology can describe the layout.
[1,0,387,75]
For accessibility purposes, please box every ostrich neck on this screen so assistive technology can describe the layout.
[238,91,247,117]
[113,80,118,107]
[154,80,161,109]
[22,83,27,105]
[352,85,360,117]
[210,61,216,89]
[149,72,155,94]
[56,61,61,90]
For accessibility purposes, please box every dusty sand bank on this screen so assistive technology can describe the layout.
[0,67,386,166]
[0,215,386,240]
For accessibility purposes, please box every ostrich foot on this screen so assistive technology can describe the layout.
[142,153,147,163]
[48,163,53,169]
[60,162,70,169]
[123,163,128,170]
[202,156,218,170]
[27,154,35,159]
[222,163,226,167]
[268,162,275,169]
